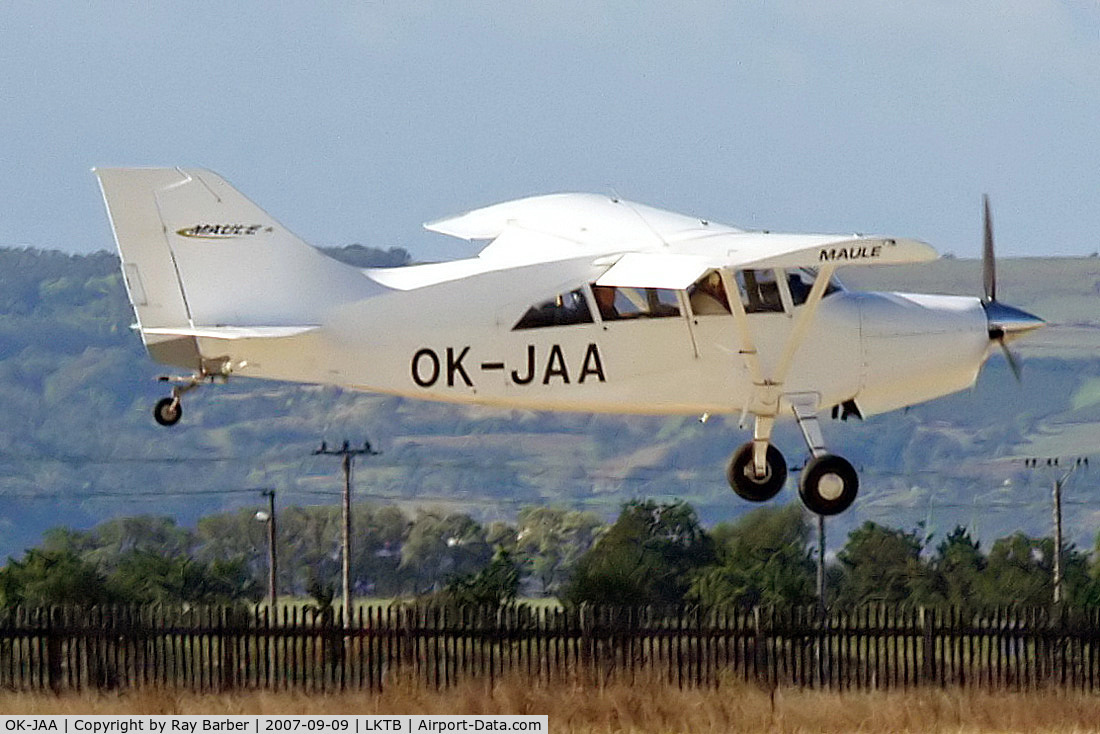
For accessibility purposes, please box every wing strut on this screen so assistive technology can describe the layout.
[773,263,838,383]
[723,264,838,476]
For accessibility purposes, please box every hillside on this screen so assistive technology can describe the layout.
[0,248,1098,559]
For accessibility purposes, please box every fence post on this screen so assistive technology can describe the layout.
[46,607,61,694]
[814,604,824,689]
[920,606,934,685]
[753,607,764,685]
[217,607,228,692]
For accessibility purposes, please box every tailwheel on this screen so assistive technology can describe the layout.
[152,370,215,427]
[153,397,182,427]
[799,454,858,515]
[726,442,787,502]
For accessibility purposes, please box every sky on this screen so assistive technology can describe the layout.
[3,1,1100,262]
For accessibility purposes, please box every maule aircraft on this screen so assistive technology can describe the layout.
[94,168,1044,516]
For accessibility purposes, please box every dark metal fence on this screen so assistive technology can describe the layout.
[1,605,1099,693]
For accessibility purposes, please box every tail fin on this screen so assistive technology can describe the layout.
[94,168,377,368]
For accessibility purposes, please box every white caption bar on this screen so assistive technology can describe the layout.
[0,717,547,734]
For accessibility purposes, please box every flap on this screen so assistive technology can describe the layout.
[595,253,723,289]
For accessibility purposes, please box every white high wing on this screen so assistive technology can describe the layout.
[94,168,1044,515]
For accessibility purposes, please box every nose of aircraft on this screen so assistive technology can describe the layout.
[981,300,1045,343]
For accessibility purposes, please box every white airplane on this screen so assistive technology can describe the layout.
[94,168,1044,516]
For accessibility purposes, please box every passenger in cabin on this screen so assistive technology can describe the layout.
[513,288,593,330]
[688,271,731,315]
[592,285,620,321]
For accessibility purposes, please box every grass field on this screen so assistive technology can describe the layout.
[4,678,1100,733]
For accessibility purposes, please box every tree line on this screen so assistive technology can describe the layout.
[4,499,1100,610]
[566,500,1100,610]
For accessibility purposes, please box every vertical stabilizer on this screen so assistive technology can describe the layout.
[95,168,379,368]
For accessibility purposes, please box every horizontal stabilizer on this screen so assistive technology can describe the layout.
[142,325,319,340]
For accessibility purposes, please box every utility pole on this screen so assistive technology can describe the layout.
[314,440,379,625]
[1053,475,1063,604]
[258,489,277,609]
[1026,456,1089,605]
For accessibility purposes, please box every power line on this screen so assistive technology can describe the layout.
[0,488,338,500]
[0,454,254,465]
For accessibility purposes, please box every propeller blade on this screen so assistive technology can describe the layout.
[982,194,996,302]
[998,337,1022,382]
[976,195,1042,384]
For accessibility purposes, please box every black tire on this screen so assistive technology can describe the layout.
[726,442,787,502]
[153,397,182,427]
[799,454,858,516]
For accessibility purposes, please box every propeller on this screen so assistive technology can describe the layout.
[982,195,996,303]
[979,195,1044,381]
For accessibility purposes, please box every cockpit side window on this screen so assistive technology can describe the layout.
[735,269,785,313]
[786,267,842,307]
[513,288,594,330]
[687,270,731,315]
[591,285,680,321]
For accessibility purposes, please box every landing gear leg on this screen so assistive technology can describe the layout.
[790,394,859,516]
[152,374,206,427]
[726,415,787,502]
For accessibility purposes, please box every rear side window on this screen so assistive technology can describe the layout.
[513,288,593,330]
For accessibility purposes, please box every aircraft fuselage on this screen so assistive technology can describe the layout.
[203,259,991,421]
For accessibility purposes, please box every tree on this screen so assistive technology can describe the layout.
[928,525,986,608]
[40,527,98,556]
[305,575,336,616]
[81,516,196,573]
[445,548,521,607]
[562,500,714,606]
[400,511,491,593]
[0,549,113,607]
[835,522,932,606]
[277,506,344,595]
[193,508,272,597]
[515,506,603,596]
[688,503,815,608]
[349,504,410,596]
[107,551,260,605]
[975,533,1092,607]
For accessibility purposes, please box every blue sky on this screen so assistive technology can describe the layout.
[2,1,1099,261]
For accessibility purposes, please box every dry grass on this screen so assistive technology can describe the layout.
[2,677,1100,733]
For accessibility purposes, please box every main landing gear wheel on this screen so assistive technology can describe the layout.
[153,397,182,427]
[799,454,858,516]
[726,442,787,502]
